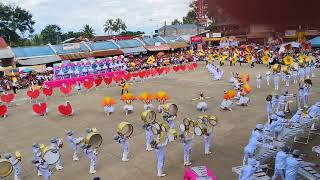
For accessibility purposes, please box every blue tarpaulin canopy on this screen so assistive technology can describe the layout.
[309,36,320,48]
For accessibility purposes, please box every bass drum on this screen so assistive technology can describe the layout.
[273,64,281,73]
[117,122,134,138]
[0,159,13,177]
[162,103,178,115]
[208,116,218,127]
[169,129,178,140]
[141,110,156,124]
[152,122,163,135]
[42,148,60,165]
[85,133,103,148]
[194,126,207,136]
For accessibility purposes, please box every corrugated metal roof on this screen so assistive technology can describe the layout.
[162,36,186,43]
[0,48,14,59]
[116,39,143,48]
[12,45,55,58]
[89,41,119,51]
[142,37,165,46]
[17,55,61,65]
[158,24,198,30]
[122,47,147,55]
[53,43,90,54]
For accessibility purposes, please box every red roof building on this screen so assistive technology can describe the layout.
[91,35,133,42]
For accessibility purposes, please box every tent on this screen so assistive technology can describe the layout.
[279,42,300,53]
[308,36,320,48]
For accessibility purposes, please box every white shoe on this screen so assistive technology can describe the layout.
[56,165,64,170]
[122,157,129,162]
[205,151,212,155]
[157,173,166,177]
[90,169,96,174]
[146,147,153,151]
[186,162,192,166]
[73,157,79,161]
[37,171,42,176]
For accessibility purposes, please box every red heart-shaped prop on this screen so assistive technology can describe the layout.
[113,76,122,83]
[84,80,94,90]
[0,93,15,103]
[27,90,40,99]
[58,103,73,116]
[104,77,112,85]
[123,73,131,81]
[188,64,194,70]
[151,69,157,76]
[173,66,180,72]
[138,71,145,79]
[193,63,198,68]
[164,67,170,73]
[42,87,53,97]
[131,72,139,78]
[156,68,164,75]
[0,105,7,117]
[94,78,103,87]
[180,65,186,71]
[60,84,72,95]
[32,103,47,116]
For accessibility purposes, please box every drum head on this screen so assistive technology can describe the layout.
[0,159,13,177]
[43,149,60,165]
[183,118,190,126]
[154,123,161,130]
[141,110,156,124]
[188,125,195,134]
[194,126,203,136]
[179,124,186,132]
[88,134,103,148]
[117,122,134,138]
[168,104,178,115]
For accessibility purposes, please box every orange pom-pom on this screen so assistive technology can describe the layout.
[101,97,116,106]
[139,92,154,102]
[155,90,169,101]
[120,93,137,101]
[243,83,251,93]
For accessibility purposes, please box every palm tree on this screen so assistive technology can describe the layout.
[103,19,114,35]
[81,24,95,39]
[120,23,127,33]
[112,18,122,34]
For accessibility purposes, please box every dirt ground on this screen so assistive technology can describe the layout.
[0,63,319,180]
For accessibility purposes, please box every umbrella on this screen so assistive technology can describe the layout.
[23,68,33,73]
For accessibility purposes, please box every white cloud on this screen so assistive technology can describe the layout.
[2,0,193,35]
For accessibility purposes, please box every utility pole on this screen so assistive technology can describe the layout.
[164,21,167,36]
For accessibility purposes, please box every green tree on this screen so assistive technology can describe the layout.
[103,19,114,35]
[61,31,82,41]
[41,24,62,44]
[120,31,145,36]
[81,24,95,39]
[30,34,44,45]
[182,1,198,24]
[171,19,182,25]
[0,3,35,46]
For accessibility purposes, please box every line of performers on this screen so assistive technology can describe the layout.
[206,63,224,81]
[0,103,217,179]
[239,97,320,180]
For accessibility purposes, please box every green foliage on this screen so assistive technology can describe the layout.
[104,18,127,35]
[40,24,62,44]
[120,31,145,36]
[0,3,35,46]
[81,24,95,39]
[171,19,182,25]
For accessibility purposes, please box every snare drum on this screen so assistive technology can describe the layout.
[0,159,13,177]
[42,147,60,165]
[180,124,186,132]
[183,118,191,126]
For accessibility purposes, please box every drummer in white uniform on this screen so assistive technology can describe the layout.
[143,124,153,151]
[66,130,82,161]
[114,134,130,162]
[4,153,21,180]
[152,138,168,177]
[32,143,42,176]
[49,138,63,170]
[179,130,194,166]
[32,160,52,180]
[80,144,97,174]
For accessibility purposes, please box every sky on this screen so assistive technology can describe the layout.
[2,0,193,35]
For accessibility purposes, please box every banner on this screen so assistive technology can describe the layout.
[285,30,297,37]
[190,36,203,43]
[63,43,80,51]
[198,0,203,19]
